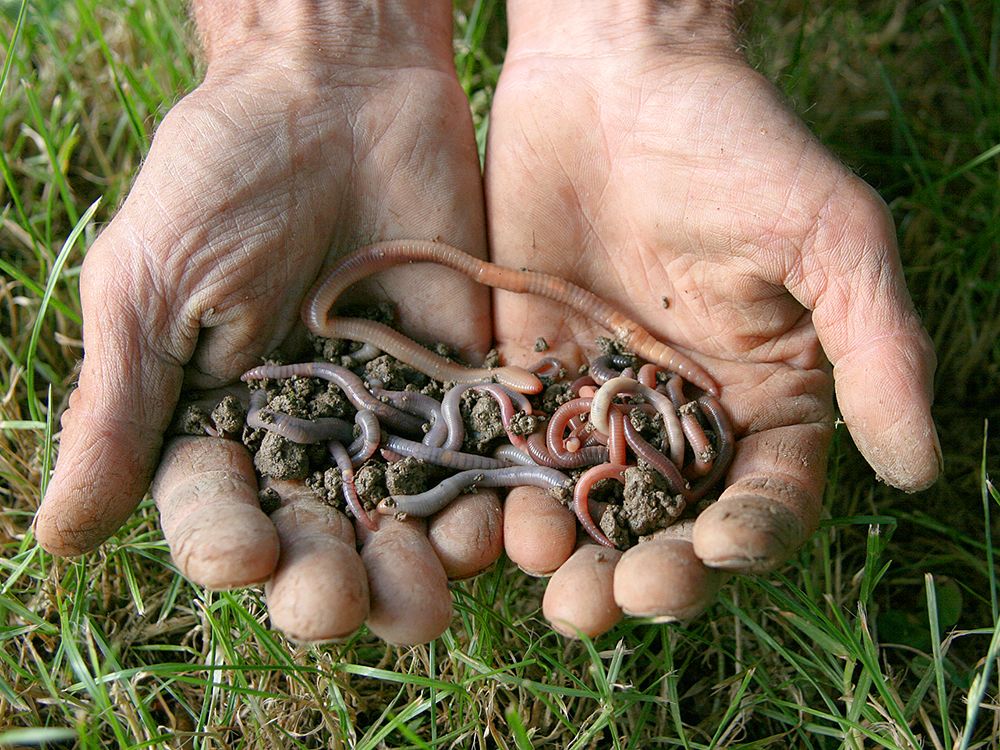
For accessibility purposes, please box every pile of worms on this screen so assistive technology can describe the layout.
[238,241,735,549]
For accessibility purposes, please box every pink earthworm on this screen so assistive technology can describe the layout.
[573,462,627,548]
[545,398,612,468]
[688,395,735,500]
[303,240,717,395]
[246,390,355,444]
[329,441,377,531]
[347,409,381,465]
[608,410,627,466]
[590,376,685,467]
[377,466,572,517]
[529,356,564,378]
[525,431,607,469]
[242,362,426,434]
[665,376,716,476]
[588,354,636,384]
[382,434,506,471]
[621,416,690,500]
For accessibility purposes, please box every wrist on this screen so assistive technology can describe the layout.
[505,0,743,62]
[193,0,455,76]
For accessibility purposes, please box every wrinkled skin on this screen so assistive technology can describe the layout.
[488,35,941,632]
[32,31,502,644]
[34,14,941,641]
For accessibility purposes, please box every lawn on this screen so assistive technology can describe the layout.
[1,0,998,747]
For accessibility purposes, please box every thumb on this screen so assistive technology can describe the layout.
[787,182,942,491]
[34,231,188,555]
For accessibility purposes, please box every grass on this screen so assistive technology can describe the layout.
[1,0,998,747]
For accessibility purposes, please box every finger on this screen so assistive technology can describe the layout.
[692,422,830,572]
[361,516,453,645]
[613,520,725,621]
[34,232,189,555]
[427,490,504,580]
[151,436,279,588]
[503,485,577,577]
[263,480,369,643]
[784,182,941,491]
[542,543,623,639]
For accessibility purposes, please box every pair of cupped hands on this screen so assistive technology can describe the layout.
[32,7,941,645]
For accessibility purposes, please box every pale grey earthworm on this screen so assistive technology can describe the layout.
[377,466,572,517]
[246,389,355,444]
[590,376,686,467]
[329,440,377,530]
[492,444,536,466]
[572,462,627,548]
[302,241,718,395]
[371,387,442,423]
[439,383,532,452]
[242,362,426,434]
[382,434,506,471]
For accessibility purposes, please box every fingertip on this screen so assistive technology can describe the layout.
[614,538,724,621]
[427,490,503,580]
[692,493,807,572]
[542,543,623,639]
[503,485,576,576]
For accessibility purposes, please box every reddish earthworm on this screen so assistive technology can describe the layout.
[242,362,426,434]
[382,434,506,471]
[329,441,377,531]
[665,376,716,476]
[590,376,685,467]
[637,363,660,389]
[608,411,627,466]
[688,395,735,500]
[589,354,636,384]
[573,462,627,548]
[347,409,381,465]
[525,431,608,468]
[246,389,355,444]
[303,241,717,395]
[544,398,613,468]
[377,466,572,517]
[621,416,690,499]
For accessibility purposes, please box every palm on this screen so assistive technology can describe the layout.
[486,52,938,631]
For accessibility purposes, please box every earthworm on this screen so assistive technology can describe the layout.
[329,441,377,531]
[665,376,716,475]
[303,241,717,395]
[422,414,449,448]
[530,356,564,379]
[439,383,531,452]
[573,462,627,548]
[492,444,536,466]
[377,466,572,517]
[608,411,627,466]
[242,362,426,434]
[372,387,442,423]
[347,409,381,465]
[245,389,355,444]
[569,374,597,395]
[546,398,596,463]
[344,341,382,364]
[590,376,685,467]
[382,434,506,471]
[688,395,735,500]
[589,354,635,384]
[621,417,690,499]
[637,363,660,389]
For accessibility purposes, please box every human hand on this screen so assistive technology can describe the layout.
[33,0,501,644]
[486,1,941,636]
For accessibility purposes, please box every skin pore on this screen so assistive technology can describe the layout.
[32,0,940,642]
